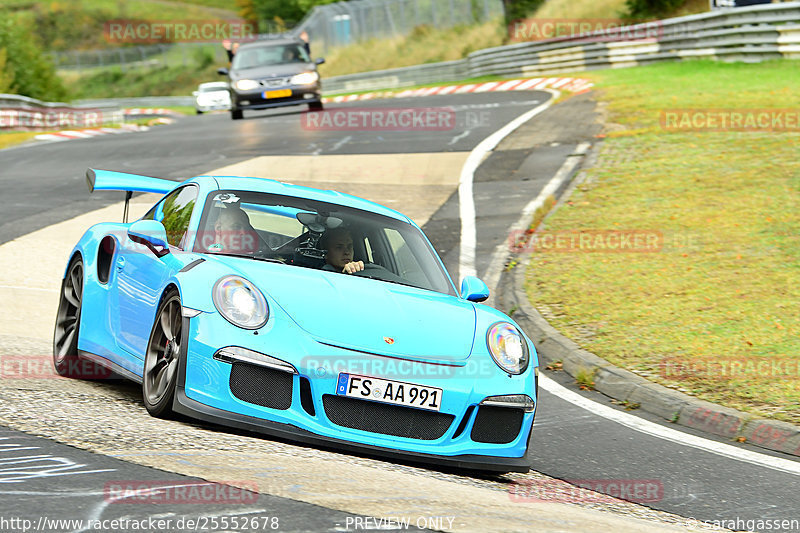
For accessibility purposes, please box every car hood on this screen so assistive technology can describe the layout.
[231,62,315,80]
[223,259,475,364]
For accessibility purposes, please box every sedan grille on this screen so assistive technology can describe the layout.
[322,395,454,440]
[260,77,291,87]
[229,363,293,410]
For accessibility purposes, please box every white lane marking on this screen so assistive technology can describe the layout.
[482,139,590,306]
[330,135,352,152]
[457,93,556,280]
[540,374,800,477]
[448,130,472,146]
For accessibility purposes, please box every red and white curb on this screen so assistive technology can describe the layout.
[322,77,593,104]
[34,123,150,142]
[123,108,183,116]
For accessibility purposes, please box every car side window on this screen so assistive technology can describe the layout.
[143,186,198,250]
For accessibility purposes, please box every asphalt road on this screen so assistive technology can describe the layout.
[1,92,798,532]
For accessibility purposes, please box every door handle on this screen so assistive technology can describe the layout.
[116,256,126,271]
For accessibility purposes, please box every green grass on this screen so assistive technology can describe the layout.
[321,20,507,77]
[524,59,800,424]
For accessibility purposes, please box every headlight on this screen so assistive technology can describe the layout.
[290,71,319,85]
[234,79,259,91]
[486,322,529,374]
[213,276,268,329]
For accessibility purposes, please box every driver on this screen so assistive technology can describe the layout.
[320,227,364,274]
[282,46,301,62]
[208,207,259,254]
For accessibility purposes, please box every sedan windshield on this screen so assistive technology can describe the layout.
[232,44,310,69]
[193,190,455,296]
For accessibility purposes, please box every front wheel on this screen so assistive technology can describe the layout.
[231,109,243,120]
[143,290,183,418]
[53,257,83,377]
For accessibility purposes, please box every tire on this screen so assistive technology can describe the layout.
[308,101,323,111]
[196,109,203,115]
[231,109,243,120]
[142,290,183,418]
[53,257,83,377]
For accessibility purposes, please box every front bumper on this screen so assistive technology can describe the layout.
[174,313,537,472]
[231,83,321,111]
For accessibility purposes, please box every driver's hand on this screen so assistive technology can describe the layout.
[342,261,365,274]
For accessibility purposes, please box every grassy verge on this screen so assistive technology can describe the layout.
[0,131,43,149]
[320,20,507,77]
[523,59,799,424]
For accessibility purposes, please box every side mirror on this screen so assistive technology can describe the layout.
[128,220,170,257]
[315,57,325,65]
[192,91,199,97]
[217,67,229,76]
[460,276,489,302]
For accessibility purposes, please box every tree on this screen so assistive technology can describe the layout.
[502,0,547,26]
[0,13,67,100]
[0,48,15,94]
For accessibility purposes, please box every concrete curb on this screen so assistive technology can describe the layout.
[494,156,800,460]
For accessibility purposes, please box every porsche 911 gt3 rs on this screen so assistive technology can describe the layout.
[54,168,539,472]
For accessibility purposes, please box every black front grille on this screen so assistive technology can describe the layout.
[229,363,293,410]
[322,395,454,440]
[471,406,525,444]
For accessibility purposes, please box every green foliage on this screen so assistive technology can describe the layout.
[247,0,340,29]
[624,0,684,19]
[0,12,66,100]
[502,0,547,25]
[28,2,114,51]
[0,48,14,93]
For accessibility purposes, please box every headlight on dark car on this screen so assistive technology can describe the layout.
[234,79,259,91]
[486,322,529,374]
[213,276,268,329]
[290,71,319,85]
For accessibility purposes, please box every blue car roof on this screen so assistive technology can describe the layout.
[192,175,412,224]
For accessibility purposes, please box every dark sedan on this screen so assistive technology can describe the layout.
[218,39,324,120]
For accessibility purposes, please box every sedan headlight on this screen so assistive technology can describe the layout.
[486,322,529,374]
[213,276,268,329]
[290,71,319,85]
[234,79,259,91]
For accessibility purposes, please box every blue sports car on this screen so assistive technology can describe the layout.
[54,169,538,472]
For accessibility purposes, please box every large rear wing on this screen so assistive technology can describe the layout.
[86,168,178,195]
[86,168,179,222]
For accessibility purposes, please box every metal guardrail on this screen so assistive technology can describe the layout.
[75,96,195,108]
[322,2,800,93]
[0,94,123,131]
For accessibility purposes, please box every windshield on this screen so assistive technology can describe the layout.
[193,190,455,296]
[231,44,310,69]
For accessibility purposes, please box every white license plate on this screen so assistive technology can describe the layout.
[336,373,442,412]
